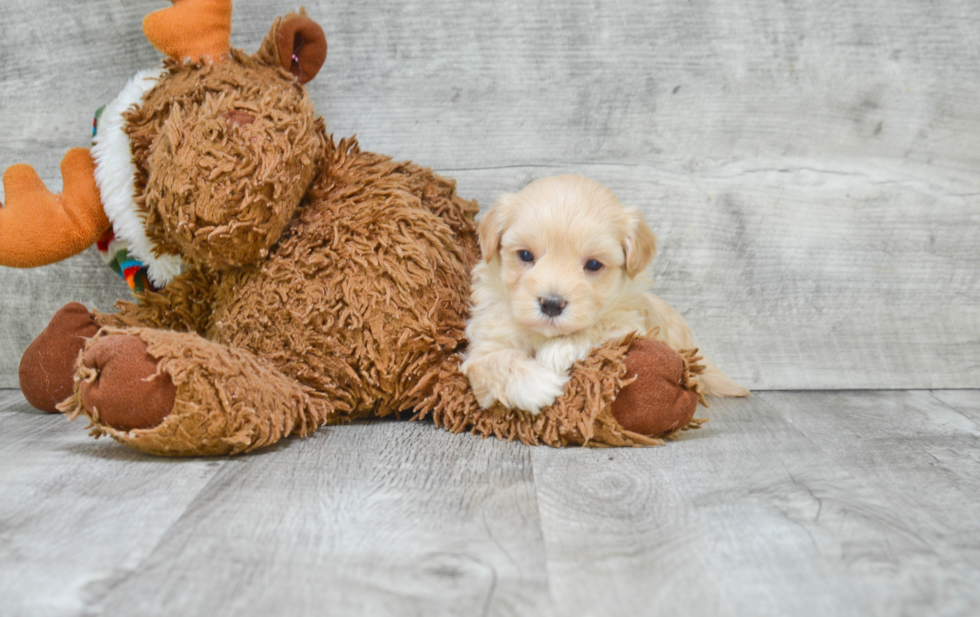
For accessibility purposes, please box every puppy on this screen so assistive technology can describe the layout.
[461,175,748,414]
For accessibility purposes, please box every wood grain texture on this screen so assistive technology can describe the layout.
[0,389,33,413]
[0,392,228,617]
[531,391,980,617]
[930,389,980,423]
[3,389,980,616]
[2,0,979,388]
[67,422,549,617]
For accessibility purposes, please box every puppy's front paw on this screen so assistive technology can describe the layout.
[535,340,592,374]
[505,367,569,415]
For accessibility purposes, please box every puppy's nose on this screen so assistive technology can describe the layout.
[539,295,566,317]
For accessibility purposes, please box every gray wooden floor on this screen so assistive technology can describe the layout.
[1,389,978,616]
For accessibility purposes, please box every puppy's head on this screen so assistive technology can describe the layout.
[479,175,657,337]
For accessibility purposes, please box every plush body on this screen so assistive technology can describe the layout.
[87,134,481,441]
[4,1,707,455]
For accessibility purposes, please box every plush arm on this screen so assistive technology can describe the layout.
[417,334,705,447]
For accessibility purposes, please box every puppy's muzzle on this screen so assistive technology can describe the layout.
[539,295,567,317]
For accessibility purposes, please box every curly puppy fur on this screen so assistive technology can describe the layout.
[462,175,748,414]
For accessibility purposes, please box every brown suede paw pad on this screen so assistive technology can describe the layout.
[78,334,177,431]
[610,339,700,437]
[19,302,101,412]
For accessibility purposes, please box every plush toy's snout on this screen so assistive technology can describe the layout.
[139,80,324,270]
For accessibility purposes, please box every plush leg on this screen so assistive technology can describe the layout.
[60,328,351,456]
[19,303,101,412]
[415,334,705,447]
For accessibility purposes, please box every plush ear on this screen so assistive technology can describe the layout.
[624,209,657,278]
[258,10,327,84]
[478,195,513,263]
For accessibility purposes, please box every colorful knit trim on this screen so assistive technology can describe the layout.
[92,105,159,294]
[92,105,103,139]
[96,229,156,294]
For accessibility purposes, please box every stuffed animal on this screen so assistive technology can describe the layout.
[0,0,704,456]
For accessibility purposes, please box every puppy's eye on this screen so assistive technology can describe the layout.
[584,259,603,272]
[518,250,535,263]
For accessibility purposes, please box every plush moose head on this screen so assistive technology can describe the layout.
[136,2,329,270]
[0,0,329,280]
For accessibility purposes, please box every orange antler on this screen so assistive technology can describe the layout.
[0,149,109,268]
[143,0,232,64]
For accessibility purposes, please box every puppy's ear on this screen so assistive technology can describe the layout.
[478,195,513,263]
[624,209,657,278]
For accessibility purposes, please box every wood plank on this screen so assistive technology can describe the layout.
[764,389,980,522]
[84,422,552,617]
[930,390,980,423]
[761,390,980,615]
[4,389,980,615]
[3,0,979,389]
[314,0,980,171]
[0,398,228,617]
[0,388,32,414]
[531,392,980,617]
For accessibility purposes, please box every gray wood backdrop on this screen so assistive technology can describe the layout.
[1,0,978,390]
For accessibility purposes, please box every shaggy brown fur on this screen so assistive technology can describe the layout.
[101,133,478,417]
[48,10,704,455]
[125,49,326,269]
[63,326,340,456]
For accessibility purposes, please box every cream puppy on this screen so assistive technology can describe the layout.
[461,175,748,415]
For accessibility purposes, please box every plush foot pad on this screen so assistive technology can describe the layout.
[77,334,176,431]
[610,339,703,437]
[19,302,101,412]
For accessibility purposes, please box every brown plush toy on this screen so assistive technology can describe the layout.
[1,0,704,456]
